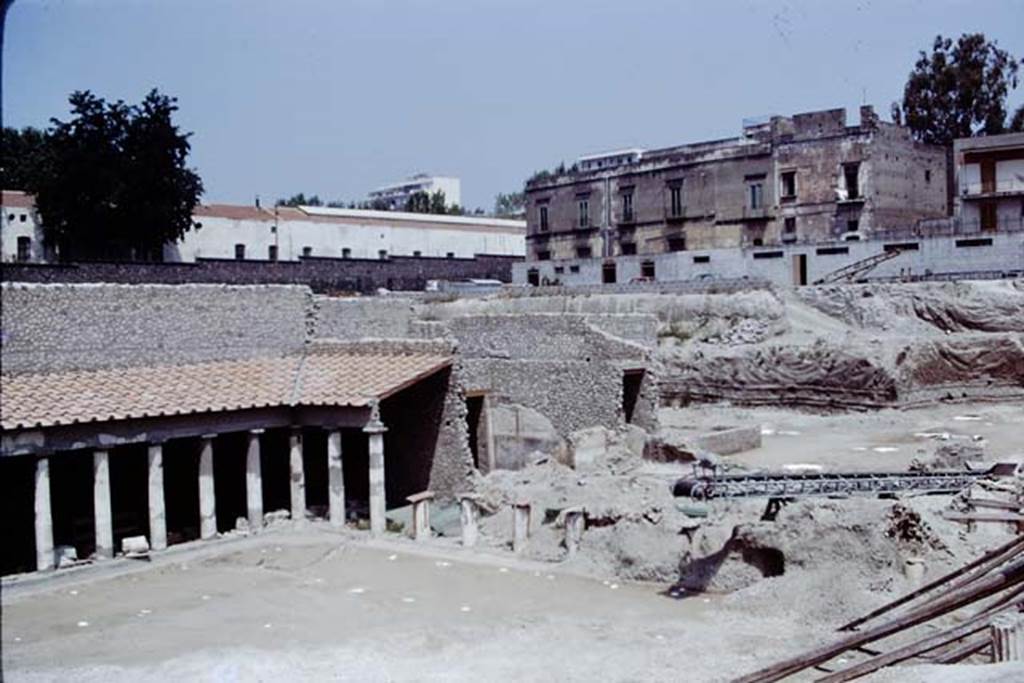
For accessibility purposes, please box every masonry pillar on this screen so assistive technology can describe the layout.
[458,493,481,548]
[93,450,114,559]
[147,442,167,551]
[327,429,345,527]
[564,507,585,558]
[512,500,531,554]
[363,403,388,537]
[246,429,264,529]
[289,429,305,521]
[992,613,1024,662]
[198,435,217,540]
[34,456,54,571]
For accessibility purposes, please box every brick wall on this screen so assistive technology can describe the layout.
[1,253,522,293]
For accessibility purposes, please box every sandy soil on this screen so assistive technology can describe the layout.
[659,401,1024,473]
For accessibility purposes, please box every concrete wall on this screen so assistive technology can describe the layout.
[515,231,1024,287]
[1,283,312,375]
[1,194,45,263]
[1,254,522,293]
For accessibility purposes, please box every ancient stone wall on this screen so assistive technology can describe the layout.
[1,283,312,375]
[312,296,418,341]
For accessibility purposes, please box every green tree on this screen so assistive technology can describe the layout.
[403,189,449,214]
[892,33,1022,145]
[494,191,525,217]
[1,126,49,190]
[276,192,323,207]
[429,189,446,214]
[1010,104,1024,132]
[28,89,203,261]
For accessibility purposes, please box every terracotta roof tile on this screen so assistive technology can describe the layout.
[1,351,451,430]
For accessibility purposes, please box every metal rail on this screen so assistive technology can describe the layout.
[673,469,989,501]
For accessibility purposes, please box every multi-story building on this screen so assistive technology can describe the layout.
[367,174,462,210]
[524,106,948,263]
[953,132,1024,232]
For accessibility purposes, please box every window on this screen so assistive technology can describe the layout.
[956,237,993,248]
[234,243,246,260]
[668,236,686,252]
[641,260,656,278]
[268,245,278,261]
[621,190,634,222]
[780,171,797,199]
[884,242,919,253]
[302,246,313,257]
[413,250,422,257]
[378,249,388,259]
[554,266,565,274]
[537,250,551,261]
[668,183,683,217]
[19,213,27,223]
[569,265,580,274]
[576,245,592,259]
[620,242,637,255]
[578,198,590,228]
[847,219,859,233]
[749,183,764,210]
[602,262,616,284]
[693,255,710,264]
[539,205,549,232]
[925,169,932,183]
[16,236,31,262]
[844,163,861,199]
[816,246,849,255]
[341,248,351,259]
[447,252,455,258]
[752,250,784,259]
[752,238,763,246]
[784,217,796,233]
[980,202,997,231]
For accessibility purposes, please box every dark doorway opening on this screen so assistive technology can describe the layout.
[50,450,96,560]
[342,428,369,521]
[213,433,247,533]
[303,428,329,518]
[164,439,200,545]
[623,370,645,424]
[261,429,291,516]
[527,268,540,286]
[465,395,488,472]
[110,445,150,553]
[1,457,37,575]
[602,261,617,284]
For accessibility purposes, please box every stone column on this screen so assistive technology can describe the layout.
[198,435,217,540]
[992,613,1024,662]
[458,493,481,548]
[147,442,167,551]
[363,402,388,537]
[289,429,305,521]
[93,450,114,559]
[327,429,345,527]
[246,429,264,530]
[512,501,532,554]
[34,456,54,571]
[564,507,585,558]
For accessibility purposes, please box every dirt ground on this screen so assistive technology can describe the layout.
[3,400,1022,681]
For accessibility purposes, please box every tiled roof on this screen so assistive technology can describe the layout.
[2,190,35,208]
[1,349,451,430]
[193,204,275,221]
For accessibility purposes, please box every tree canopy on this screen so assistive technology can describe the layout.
[403,189,464,215]
[22,89,204,261]
[1,126,49,190]
[892,33,1022,145]
[494,191,525,217]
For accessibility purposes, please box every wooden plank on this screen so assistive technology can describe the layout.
[838,534,1024,632]
[943,512,1024,523]
[732,556,1024,683]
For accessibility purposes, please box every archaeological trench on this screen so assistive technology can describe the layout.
[2,279,1024,679]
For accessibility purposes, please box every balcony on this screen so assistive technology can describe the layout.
[742,206,771,221]
[617,211,636,226]
[961,179,1024,198]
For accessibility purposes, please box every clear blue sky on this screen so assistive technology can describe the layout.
[3,0,1022,210]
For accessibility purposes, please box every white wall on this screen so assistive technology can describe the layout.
[1,203,44,262]
[171,211,525,262]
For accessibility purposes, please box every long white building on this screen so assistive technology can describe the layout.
[1,192,525,263]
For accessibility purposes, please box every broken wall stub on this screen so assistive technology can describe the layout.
[312,295,417,341]
[444,314,657,463]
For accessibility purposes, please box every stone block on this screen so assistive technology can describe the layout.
[694,425,762,456]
